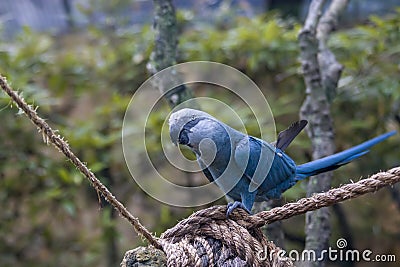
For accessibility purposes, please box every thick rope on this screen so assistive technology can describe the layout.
[0,75,162,249]
[160,226,293,266]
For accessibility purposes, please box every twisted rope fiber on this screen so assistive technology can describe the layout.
[0,75,161,249]
[2,75,399,266]
[160,222,292,266]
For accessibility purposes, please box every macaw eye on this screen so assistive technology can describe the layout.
[178,130,190,145]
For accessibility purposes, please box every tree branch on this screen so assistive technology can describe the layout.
[303,0,326,33]
[317,0,349,101]
[317,0,349,44]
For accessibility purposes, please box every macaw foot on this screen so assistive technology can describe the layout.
[226,201,251,218]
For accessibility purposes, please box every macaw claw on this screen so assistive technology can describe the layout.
[226,201,251,218]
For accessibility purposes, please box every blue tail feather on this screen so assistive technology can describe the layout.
[295,131,396,181]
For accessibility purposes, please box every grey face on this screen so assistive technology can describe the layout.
[168,108,214,146]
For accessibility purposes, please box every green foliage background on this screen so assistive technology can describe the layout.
[0,5,399,267]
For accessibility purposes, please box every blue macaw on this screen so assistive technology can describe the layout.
[169,108,396,216]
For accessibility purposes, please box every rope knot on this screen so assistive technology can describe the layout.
[159,206,293,266]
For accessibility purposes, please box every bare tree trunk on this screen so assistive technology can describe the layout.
[298,0,349,266]
[148,0,194,108]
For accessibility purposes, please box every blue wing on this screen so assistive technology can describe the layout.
[234,136,297,197]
